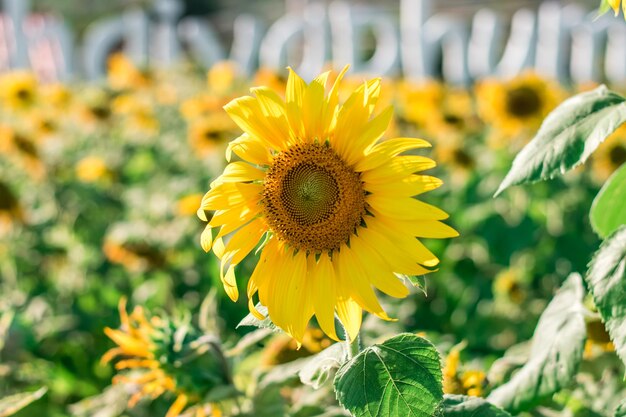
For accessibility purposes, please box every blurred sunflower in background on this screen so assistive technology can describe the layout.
[0,181,24,235]
[108,53,153,91]
[476,72,564,147]
[103,299,231,417]
[198,66,457,343]
[590,124,626,182]
[188,113,239,159]
[443,344,488,397]
[0,71,38,111]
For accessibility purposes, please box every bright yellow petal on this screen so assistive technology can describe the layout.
[335,296,362,342]
[609,0,620,14]
[367,194,449,220]
[322,65,349,136]
[211,162,265,187]
[200,183,262,211]
[361,155,436,184]
[341,106,394,167]
[221,217,267,267]
[226,133,271,166]
[364,174,442,197]
[224,96,288,151]
[355,137,432,172]
[166,394,188,417]
[221,265,239,301]
[302,71,330,141]
[349,234,410,298]
[334,245,392,321]
[285,67,307,139]
[251,86,294,143]
[370,212,458,239]
[310,252,339,341]
[357,225,431,276]
[201,224,213,252]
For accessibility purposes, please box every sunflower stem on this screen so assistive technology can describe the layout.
[345,334,361,360]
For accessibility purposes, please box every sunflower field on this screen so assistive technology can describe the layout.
[2,44,626,417]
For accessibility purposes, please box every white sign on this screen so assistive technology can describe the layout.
[2,0,625,85]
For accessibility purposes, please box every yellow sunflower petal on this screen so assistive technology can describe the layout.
[211,161,266,187]
[342,106,394,166]
[334,245,393,321]
[335,296,362,342]
[609,0,620,14]
[349,234,410,298]
[361,155,436,183]
[285,67,307,138]
[200,183,262,211]
[302,71,330,141]
[165,394,188,417]
[226,133,271,165]
[368,194,449,220]
[221,218,266,267]
[310,252,339,341]
[356,137,431,172]
[364,174,442,197]
[224,96,287,151]
[221,265,239,302]
[322,65,349,136]
[251,86,294,143]
[200,224,213,252]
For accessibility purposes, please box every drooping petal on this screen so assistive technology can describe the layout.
[335,296,362,342]
[310,252,339,341]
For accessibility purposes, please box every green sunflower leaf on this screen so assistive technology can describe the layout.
[440,395,513,417]
[586,225,626,368]
[0,387,47,417]
[300,342,347,389]
[495,86,626,196]
[616,399,626,417]
[334,333,443,417]
[590,163,626,238]
[487,273,587,414]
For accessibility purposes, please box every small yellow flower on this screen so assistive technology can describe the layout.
[590,124,626,183]
[177,194,204,217]
[198,67,457,343]
[0,181,24,235]
[476,72,564,145]
[493,267,527,305]
[108,53,152,91]
[207,61,240,95]
[188,114,238,158]
[443,344,487,397]
[0,125,44,179]
[180,94,223,121]
[0,70,38,110]
[40,83,72,109]
[75,156,111,183]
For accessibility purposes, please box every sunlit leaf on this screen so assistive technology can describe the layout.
[0,387,47,417]
[586,226,626,368]
[334,333,442,417]
[487,273,587,413]
[441,395,513,417]
[299,342,346,389]
[496,86,626,196]
[591,163,626,238]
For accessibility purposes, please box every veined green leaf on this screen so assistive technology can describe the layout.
[299,342,347,389]
[586,226,626,368]
[441,395,513,417]
[487,273,587,413]
[334,333,442,417]
[0,388,47,417]
[495,86,626,196]
[591,163,626,238]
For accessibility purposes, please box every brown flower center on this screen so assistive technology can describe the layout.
[263,142,366,253]
[609,144,626,167]
[505,86,542,118]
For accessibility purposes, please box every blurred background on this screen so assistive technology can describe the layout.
[1,0,625,416]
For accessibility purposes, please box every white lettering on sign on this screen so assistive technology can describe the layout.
[1,0,625,85]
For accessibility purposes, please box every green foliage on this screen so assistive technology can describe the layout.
[487,273,587,414]
[586,226,626,368]
[616,400,626,417]
[334,334,442,417]
[299,343,347,390]
[591,164,626,238]
[0,388,47,417]
[439,395,512,417]
[496,86,626,196]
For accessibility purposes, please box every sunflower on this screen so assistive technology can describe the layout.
[443,344,488,397]
[75,156,112,183]
[475,72,564,145]
[188,114,238,158]
[108,53,152,91]
[0,181,24,235]
[590,124,626,182]
[0,71,38,110]
[103,299,227,417]
[604,0,626,18]
[197,67,457,342]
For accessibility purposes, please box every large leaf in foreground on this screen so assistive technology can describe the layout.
[591,164,626,238]
[440,395,512,417]
[334,333,442,417]
[0,388,47,417]
[487,274,587,413]
[586,226,626,367]
[496,86,626,196]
